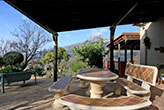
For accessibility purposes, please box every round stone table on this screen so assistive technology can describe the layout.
[77,68,118,98]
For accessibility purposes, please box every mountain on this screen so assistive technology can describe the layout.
[63,35,140,60]
[63,35,109,58]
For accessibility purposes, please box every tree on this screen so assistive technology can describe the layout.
[3,51,24,66]
[10,20,51,70]
[40,50,54,65]
[3,51,24,71]
[73,38,104,68]
[58,47,70,63]
[0,39,12,57]
[40,47,70,65]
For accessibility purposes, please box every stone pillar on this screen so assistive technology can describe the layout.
[90,81,103,98]
[52,92,64,108]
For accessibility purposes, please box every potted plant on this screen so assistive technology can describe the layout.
[143,36,151,49]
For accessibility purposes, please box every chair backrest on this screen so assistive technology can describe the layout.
[125,63,158,86]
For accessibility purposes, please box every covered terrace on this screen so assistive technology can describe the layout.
[1,0,164,110]
[4,0,164,81]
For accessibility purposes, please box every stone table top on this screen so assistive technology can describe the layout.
[77,68,118,81]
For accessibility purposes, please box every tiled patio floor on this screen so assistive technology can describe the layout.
[0,76,164,110]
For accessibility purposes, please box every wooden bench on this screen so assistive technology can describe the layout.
[0,71,37,93]
[116,63,158,99]
[48,76,72,109]
[58,94,152,110]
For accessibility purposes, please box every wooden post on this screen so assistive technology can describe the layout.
[108,1,139,71]
[110,26,116,72]
[34,72,37,84]
[107,47,110,62]
[124,42,127,63]
[145,30,148,65]
[107,47,110,69]
[130,47,133,62]
[52,32,58,82]
[1,75,4,93]
[118,43,120,73]
[145,47,147,65]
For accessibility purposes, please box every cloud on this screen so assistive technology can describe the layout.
[87,28,108,37]
[100,28,108,34]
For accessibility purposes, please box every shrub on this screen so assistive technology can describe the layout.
[3,51,24,66]
[33,65,45,76]
[0,65,13,73]
[71,61,86,73]
[73,38,104,68]
[40,47,70,66]
[0,56,4,67]
[27,64,46,76]
[62,69,77,77]
[60,59,87,77]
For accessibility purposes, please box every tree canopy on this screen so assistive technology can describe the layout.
[73,38,104,68]
[10,20,51,69]
[40,47,70,65]
[0,39,12,57]
[3,51,24,66]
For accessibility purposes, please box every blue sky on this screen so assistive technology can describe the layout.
[0,1,139,48]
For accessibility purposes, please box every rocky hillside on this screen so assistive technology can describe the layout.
[64,35,109,57]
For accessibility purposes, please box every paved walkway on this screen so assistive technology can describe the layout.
[0,76,164,110]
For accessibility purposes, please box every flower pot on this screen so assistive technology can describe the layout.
[145,44,150,49]
[159,47,164,53]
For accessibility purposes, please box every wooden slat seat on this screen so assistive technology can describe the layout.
[116,63,158,99]
[48,76,72,109]
[58,94,152,110]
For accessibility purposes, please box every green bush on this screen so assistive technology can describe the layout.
[0,65,13,73]
[33,65,45,76]
[0,56,4,67]
[3,51,24,66]
[62,69,77,77]
[40,47,70,66]
[59,59,87,77]
[28,64,45,76]
[73,38,104,68]
[71,61,86,73]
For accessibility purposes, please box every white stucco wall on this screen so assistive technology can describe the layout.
[140,17,164,66]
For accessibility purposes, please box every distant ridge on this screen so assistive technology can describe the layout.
[63,35,109,58]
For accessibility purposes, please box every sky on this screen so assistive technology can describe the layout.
[0,1,140,48]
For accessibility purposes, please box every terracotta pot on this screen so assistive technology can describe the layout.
[159,47,164,53]
[145,44,150,49]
